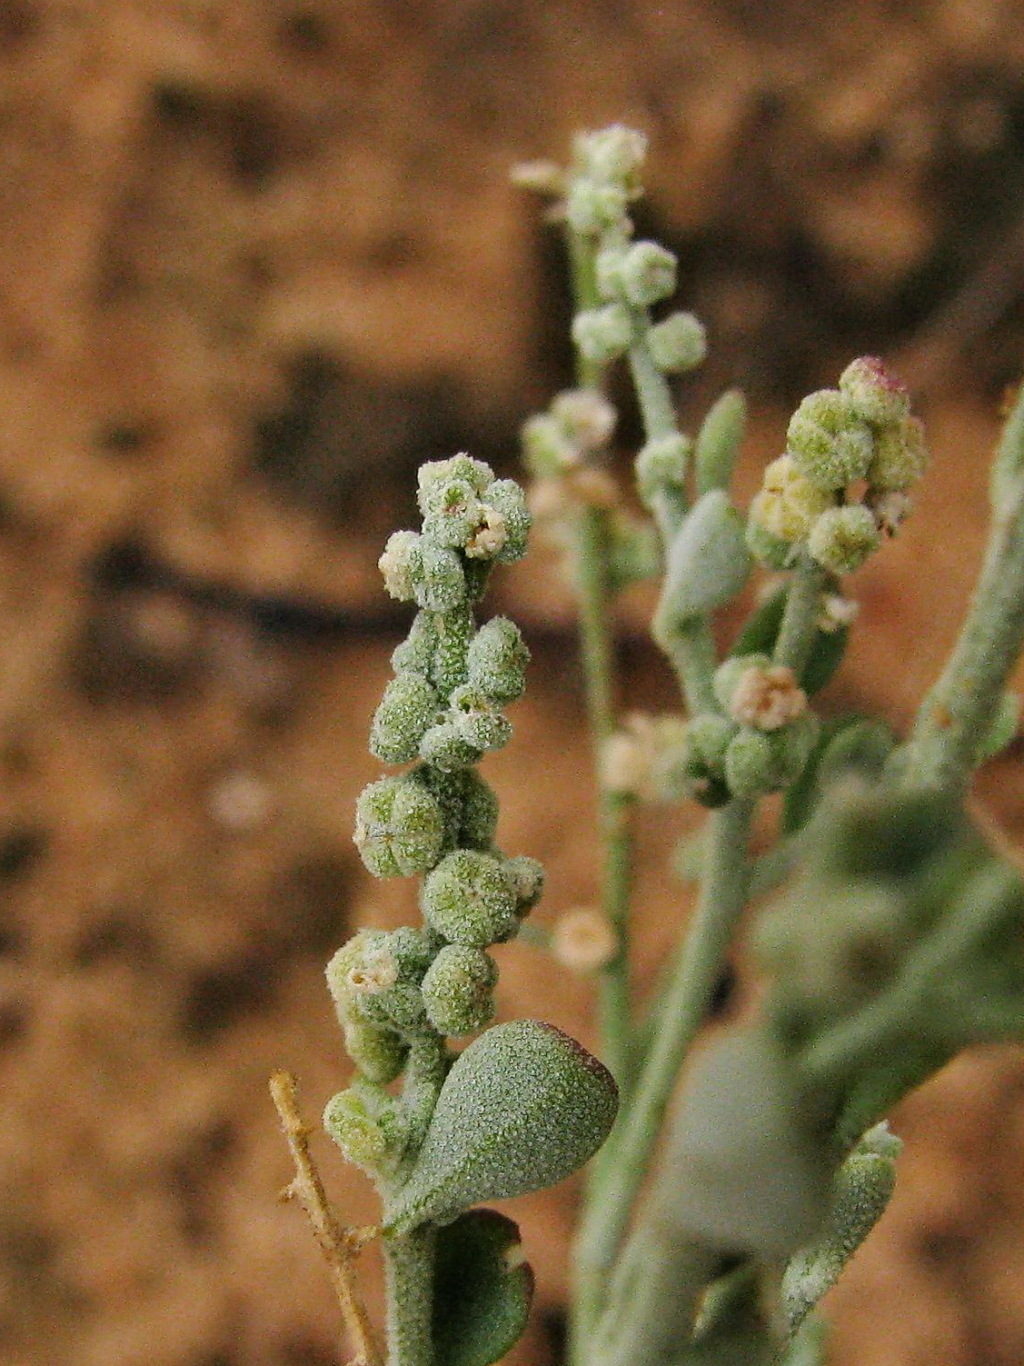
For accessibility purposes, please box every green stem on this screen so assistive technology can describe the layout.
[629,334,680,441]
[774,555,827,675]
[381,1036,446,1366]
[571,799,755,1355]
[627,334,719,716]
[591,1225,719,1366]
[900,476,1024,793]
[383,1225,436,1366]
[566,224,635,1092]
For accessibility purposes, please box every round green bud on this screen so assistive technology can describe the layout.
[421,945,498,1036]
[369,671,441,764]
[746,515,794,569]
[449,685,513,753]
[688,712,739,770]
[458,769,500,850]
[867,414,929,491]
[419,454,494,502]
[323,1085,392,1172]
[378,530,420,601]
[807,505,880,575]
[594,246,629,301]
[483,479,531,563]
[572,304,634,364]
[410,541,468,611]
[575,125,648,185]
[750,455,836,543]
[467,617,530,703]
[635,433,692,504]
[646,311,707,373]
[330,927,432,1034]
[787,390,875,491]
[421,478,484,549]
[838,356,911,427]
[343,1018,407,1084]
[505,854,545,914]
[724,726,786,798]
[383,1020,618,1234]
[713,653,771,713]
[354,774,445,878]
[521,412,577,478]
[392,610,438,675]
[422,850,519,947]
[564,177,630,235]
[420,721,483,772]
[619,241,678,306]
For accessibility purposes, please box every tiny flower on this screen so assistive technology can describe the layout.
[635,433,692,505]
[749,455,835,543]
[572,304,635,364]
[552,907,617,973]
[867,415,929,491]
[574,125,648,186]
[421,945,498,1036]
[564,178,630,235]
[868,490,913,536]
[346,944,399,996]
[618,241,679,307]
[551,389,617,453]
[602,713,658,796]
[465,505,508,559]
[728,664,808,732]
[422,849,520,947]
[819,594,860,633]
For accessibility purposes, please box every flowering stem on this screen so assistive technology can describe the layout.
[774,554,827,674]
[566,224,635,1092]
[627,334,719,715]
[571,799,755,1359]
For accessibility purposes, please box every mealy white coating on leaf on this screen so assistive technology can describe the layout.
[656,490,751,623]
[384,1020,618,1233]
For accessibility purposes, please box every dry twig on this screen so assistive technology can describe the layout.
[270,1070,383,1366]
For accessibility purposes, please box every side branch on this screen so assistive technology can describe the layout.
[270,1071,384,1366]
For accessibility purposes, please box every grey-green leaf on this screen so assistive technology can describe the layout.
[654,490,751,632]
[432,1210,534,1366]
[384,1020,618,1234]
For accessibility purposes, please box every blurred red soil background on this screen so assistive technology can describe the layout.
[4,3,1024,1364]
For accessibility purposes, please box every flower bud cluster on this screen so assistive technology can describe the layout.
[747,358,928,575]
[674,657,820,805]
[332,460,548,1167]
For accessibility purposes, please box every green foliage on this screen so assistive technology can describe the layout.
[384,1021,619,1234]
[295,122,1024,1366]
[432,1211,535,1366]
